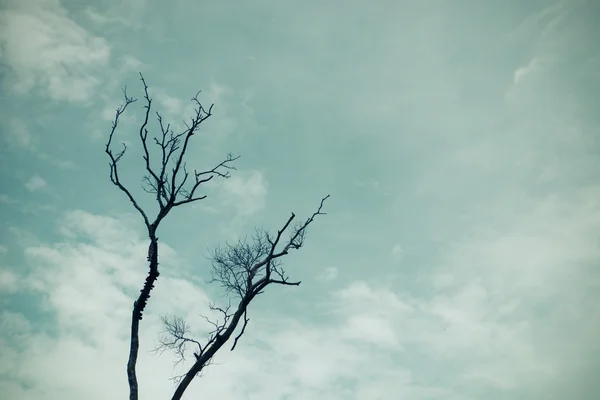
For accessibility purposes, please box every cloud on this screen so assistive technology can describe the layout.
[2,203,598,399]
[0,269,19,293]
[83,0,148,30]
[329,281,413,349]
[1,118,77,169]
[7,226,41,248]
[416,189,600,391]
[218,170,268,224]
[1,1,598,398]
[321,176,600,393]
[505,57,546,102]
[512,57,544,85]
[0,0,110,102]
[391,243,404,259]
[203,169,268,237]
[153,90,186,118]
[318,266,338,281]
[504,0,597,111]
[24,175,47,192]
[0,210,436,399]
[36,152,78,170]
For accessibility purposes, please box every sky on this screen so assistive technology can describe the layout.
[0,0,599,399]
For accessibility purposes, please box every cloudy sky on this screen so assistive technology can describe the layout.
[1,0,599,398]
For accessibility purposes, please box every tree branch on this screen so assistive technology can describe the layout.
[167,195,330,400]
[172,153,240,207]
[231,310,249,351]
[105,87,151,229]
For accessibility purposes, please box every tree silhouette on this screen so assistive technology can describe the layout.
[105,73,329,400]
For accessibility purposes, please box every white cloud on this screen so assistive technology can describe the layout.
[265,322,364,389]
[58,210,139,249]
[154,90,185,118]
[342,313,401,347]
[513,57,544,86]
[0,211,443,399]
[335,281,412,313]
[24,175,47,192]
[331,281,413,348]
[211,169,268,237]
[220,170,268,218]
[0,0,110,102]
[1,1,598,398]
[2,202,596,399]
[391,243,404,261]
[0,269,19,293]
[505,57,547,102]
[7,226,40,248]
[83,0,148,30]
[121,55,144,71]
[318,266,338,281]
[36,151,78,170]
[202,81,239,139]
[411,188,600,390]
[0,310,30,337]
[1,118,78,169]
[208,81,230,102]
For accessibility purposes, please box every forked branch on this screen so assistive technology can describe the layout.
[106,73,239,233]
[105,74,239,400]
[163,195,330,400]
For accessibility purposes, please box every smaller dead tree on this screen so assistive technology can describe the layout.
[158,197,328,399]
[105,73,329,400]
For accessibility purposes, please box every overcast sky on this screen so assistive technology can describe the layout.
[1,0,599,399]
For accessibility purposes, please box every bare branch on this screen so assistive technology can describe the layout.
[231,310,249,351]
[172,154,240,207]
[156,303,233,375]
[105,87,151,229]
[137,73,164,210]
[106,73,238,234]
[169,195,330,400]
[169,94,215,202]
[153,316,204,367]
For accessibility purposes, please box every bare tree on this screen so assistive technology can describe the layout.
[105,73,329,400]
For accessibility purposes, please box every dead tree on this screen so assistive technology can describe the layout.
[105,73,329,400]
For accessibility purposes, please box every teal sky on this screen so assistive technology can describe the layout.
[1,0,599,398]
